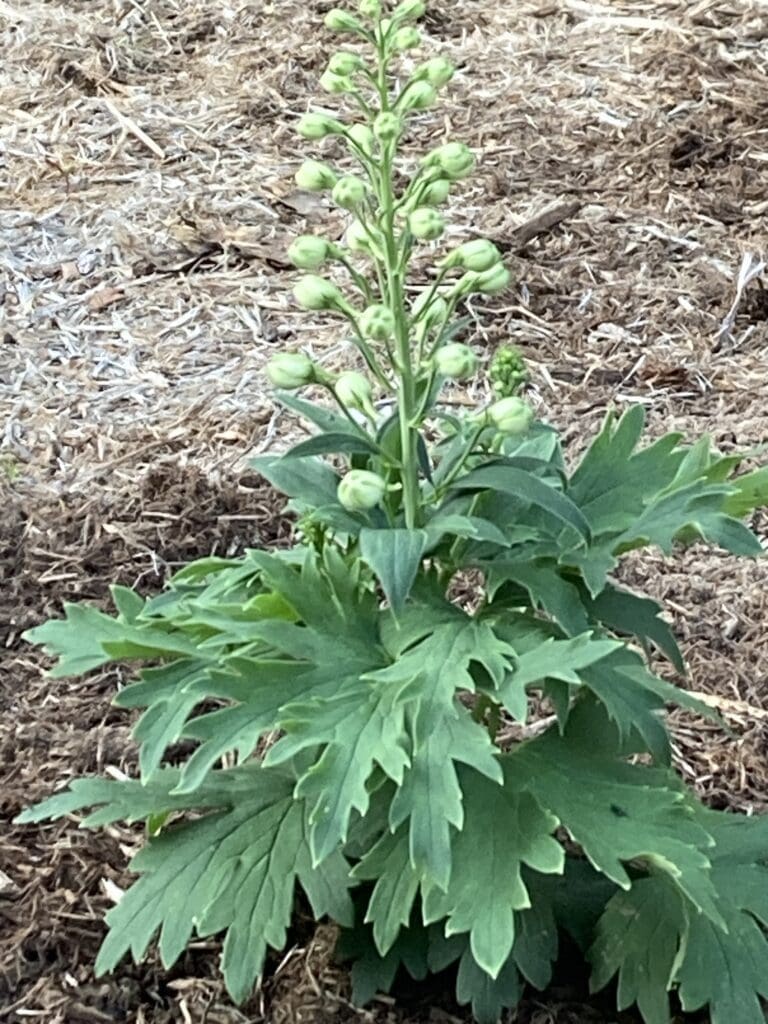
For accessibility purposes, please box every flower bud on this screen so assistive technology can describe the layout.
[345,219,375,255]
[424,141,475,180]
[400,80,436,112]
[488,397,534,436]
[294,275,348,312]
[266,352,316,390]
[324,8,364,32]
[373,111,401,141]
[338,469,386,511]
[295,159,337,191]
[414,57,455,88]
[359,0,381,16]
[347,123,375,156]
[408,207,445,241]
[296,113,344,139]
[288,235,332,270]
[393,26,421,50]
[329,51,364,75]
[359,303,396,341]
[320,70,356,94]
[475,263,511,294]
[412,291,448,330]
[332,174,367,210]
[335,370,377,419]
[420,178,451,206]
[392,0,426,22]
[442,239,501,272]
[433,342,478,381]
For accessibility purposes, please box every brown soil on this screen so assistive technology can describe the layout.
[2,0,767,1022]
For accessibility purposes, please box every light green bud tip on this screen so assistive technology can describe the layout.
[392,0,426,23]
[443,238,501,272]
[425,141,475,180]
[488,396,533,436]
[294,275,346,311]
[324,8,364,32]
[475,263,511,294]
[401,80,436,112]
[359,303,396,341]
[393,26,421,51]
[287,235,332,271]
[345,219,375,254]
[296,113,343,139]
[335,370,377,420]
[338,469,386,511]
[420,178,451,206]
[320,69,356,94]
[415,57,455,88]
[358,0,381,17]
[413,292,448,329]
[266,352,316,390]
[408,207,445,241]
[329,51,363,75]
[347,123,375,156]
[332,175,367,210]
[373,111,401,141]
[433,343,477,381]
[295,159,337,191]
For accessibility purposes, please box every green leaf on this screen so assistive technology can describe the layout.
[423,772,563,978]
[352,827,421,955]
[589,875,686,1024]
[250,454,340,506]
[284,432,379,459]
[359,528,429,613]
[274,390,352,434]
[485,559,590,637]
[456,946,522,1024]
[110,584,145,622]
[723,465,768,518]
[584,584,684,673]
[454,464,591,538]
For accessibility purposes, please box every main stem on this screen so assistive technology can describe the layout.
[377,32,420,529]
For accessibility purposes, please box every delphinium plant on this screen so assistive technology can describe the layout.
[18,3,768,1022]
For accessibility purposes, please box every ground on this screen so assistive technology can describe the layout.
[2,0,768,1020]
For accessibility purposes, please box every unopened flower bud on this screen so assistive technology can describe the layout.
[420,178,451,206]
[266,352,316,390]
[359,0,381,16]
[320,70,356,94]
[393,26,421,50]
[442,238,501,272]
[359,304,396,341]
[345,219,382,258]
[296,113,344,139]
[324,8,364,32]
[414,57,455,88]
[392,0,426,22]
[408,207,445,241]
[373,112,401,141]
[295,159,337,191]
[335,371,377,420]
[488,397,533,436]
[329,51,364,75]
[401,80,436,112]
[347,123,375,156]
[433,342,478,381]
[294,275,348,312]
[424,141,475,180]
[413,291,448,330]
[288,235,332,270]
[338,469,386,511]
[332,175,367,210]
[475,263,511,294]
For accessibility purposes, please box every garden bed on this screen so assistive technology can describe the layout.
[2,0,767,1020]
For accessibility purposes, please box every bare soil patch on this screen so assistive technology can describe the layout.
[2,0,767,1020]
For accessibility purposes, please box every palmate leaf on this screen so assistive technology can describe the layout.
[352,826,421,955]
[583,582,684,672]
[359,527,429,613]
[251,453,341,506]
[456,947,522,1024]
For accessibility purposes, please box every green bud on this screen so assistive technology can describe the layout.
[475,263,511,294]
[294,275,348,312]
[324,8,364,32]
[420,177,451,206]
[359,0,381,16]
[266,352,316,390]
[295,159,337,191]
[296,113,344,139]
[338,469,386,511]
[401,80,436,112]
[424,141,475,180]
[413,291,448,330]
[359,303,396,341]
[442,238,501,272]
[433,342,478,381]
[393,26,421,50]
[408,206,445,241]
[373,111,401,141]
[332,175,367,210]
[488,396,533,437]
[287,235,332,270]
[328,51,364,75]
[320,69,356,94]
[392,0,426,22]
[346,219,377,256]
[335,370,377,420]
[414,56,455,87]
[347,123,375,156]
